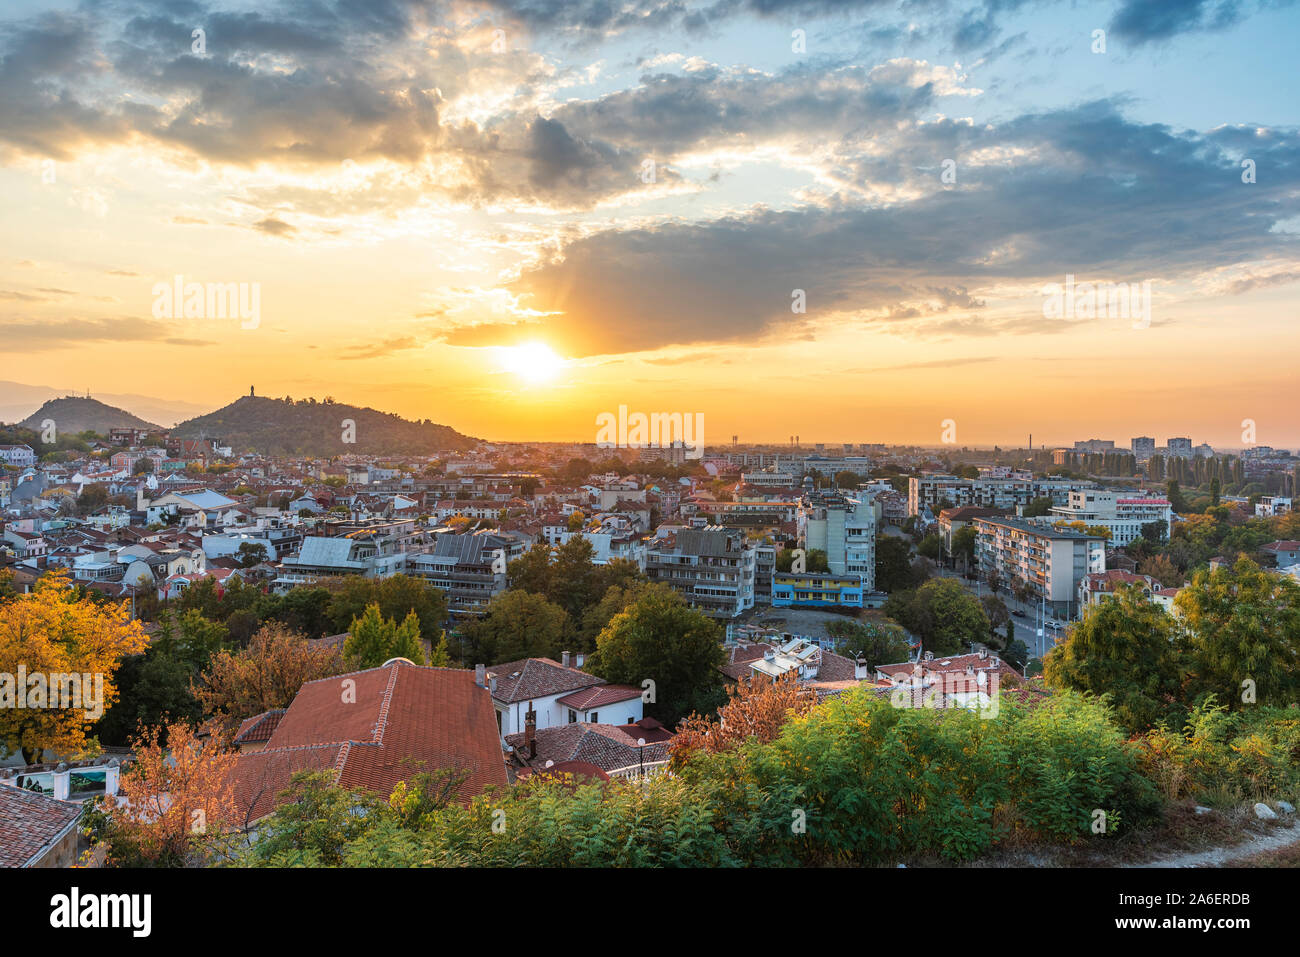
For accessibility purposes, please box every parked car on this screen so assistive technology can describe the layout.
[1012,609,1026,618]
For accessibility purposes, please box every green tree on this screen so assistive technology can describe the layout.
[884,578,989,656]
[1175,557,1300,710]
[825,619,912,669]
[327,574,448,643]
[461,590,569,664]
[588,584,724,727]
[1042,585,1183,734]
[875,534,917,592]
[344,604,426,668]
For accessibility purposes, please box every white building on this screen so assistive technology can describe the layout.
[800,489,876,589]
[1049,490,1173,545]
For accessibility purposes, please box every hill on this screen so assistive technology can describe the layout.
[16,396,160,435]
[170,394,477,456]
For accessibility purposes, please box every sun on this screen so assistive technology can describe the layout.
[497,342,566,383]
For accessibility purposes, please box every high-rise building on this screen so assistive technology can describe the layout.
[1131,436,1155,464]
[799,490,876,590]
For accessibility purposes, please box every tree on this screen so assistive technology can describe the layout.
[587,584,724,727]
[1175,556,1300,710]
[345,604,426,669]
[1136,555,1181,589]
[884,579,989,656]
[236,541,269,567]
[917,533,943,561]
[1166,480,1189,514]
[0,570,148,763]
[132,457,154,475]
[461,590,569,664]
[1022,496,1054,517]
[875,534,918,592]
[669,672,815,767]
[195,622,345,738]
[951,525,977,569]
[87,721,239,867]
[567,511,586,532]
[825,619,912,669]
[326,574,448,643]
[1042,585,1182,734]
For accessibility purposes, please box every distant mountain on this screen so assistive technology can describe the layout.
[170,394,477,456]
[17,396,160,434]
[0,381,209,428]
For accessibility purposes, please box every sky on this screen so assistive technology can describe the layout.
[1,0,1298,449]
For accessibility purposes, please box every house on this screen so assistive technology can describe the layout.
[875,649,1022,712]
[231,659,508,826]
[481,654,643,740]
[0,784,84,867]
[505,716,673,781]
[1262,541,1300,568]
[1077,569,1178,618]
[0,444,37,468]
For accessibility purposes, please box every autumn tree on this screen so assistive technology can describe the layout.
[0,570,147,763]
[669,672,816,768]
[195,622,345,738]
[87,721,240,867]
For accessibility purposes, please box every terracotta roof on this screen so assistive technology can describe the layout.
[0,786,83,867]
[232,660,507,824]
[555,684,642,710]
[486,657,602,704]
[505,722,671,776]
[233,709,286,745]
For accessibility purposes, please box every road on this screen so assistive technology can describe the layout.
[930,565,1067,663]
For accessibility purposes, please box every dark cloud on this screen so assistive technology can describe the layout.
[0,316,197,351]
[441,101,1300,356]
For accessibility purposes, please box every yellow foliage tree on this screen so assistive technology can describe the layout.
[0,570,148,763]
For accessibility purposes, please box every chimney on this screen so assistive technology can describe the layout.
[575,652,585,669]
[854,657,868,681]
[561,650,571,668]
[52,763,70,802]
[475,663,485,688]
[104,758,120,798]
[524,710,537,760]
[978,648,988,660]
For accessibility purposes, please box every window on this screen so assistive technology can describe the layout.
[589,711,598,723]
[568,709,577,724]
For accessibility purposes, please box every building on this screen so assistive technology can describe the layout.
[273,533,412,589]
[482,654,643,741]
[973,516,1106,618]
[644,526,756,618]
[908,474,1093,518]
[772,571,864,608]
[0,782,85,867]
[1165,437,1194,458]
[1261,541,1300,568]
[1048,490,1173,545]
[231,658,508,825]
[505,718,672,781]
[1077,569,1181,618]
[0,444,37,467]
[1073,439,1115,453]
[1256,496,1293,517]
[800,489,876,588]
[406,532,511,616]
[1131,437,1156,464]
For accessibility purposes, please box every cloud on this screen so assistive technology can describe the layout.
[0,316,199,351]
[438,101,1300,355]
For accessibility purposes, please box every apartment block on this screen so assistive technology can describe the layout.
[973,516,1106,618]
[800,489,876,590]
[644,526,756,619]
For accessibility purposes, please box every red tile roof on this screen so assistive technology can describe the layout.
[233,709,286,745]
[0,786,83,867]
[555,684,643,710]
[232,660,507,824]
[486,657,602,704]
